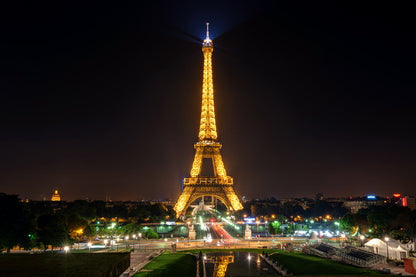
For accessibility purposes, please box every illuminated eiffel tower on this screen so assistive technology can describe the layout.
[174,23,243,218]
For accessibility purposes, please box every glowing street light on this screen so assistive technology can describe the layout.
[334,221,340,235]
[87,242,92,252]
[64,246,69,253]
[340,233,346,246]
[359,235,365,247]
[384,237,390,259]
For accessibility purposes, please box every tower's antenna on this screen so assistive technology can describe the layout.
[206,22,210,40]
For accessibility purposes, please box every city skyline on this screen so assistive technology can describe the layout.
[1,2,415,200]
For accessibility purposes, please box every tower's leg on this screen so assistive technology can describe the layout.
[223,186,244,211]
[174,186,194,218]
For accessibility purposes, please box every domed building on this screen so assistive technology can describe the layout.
[51,189,61,201]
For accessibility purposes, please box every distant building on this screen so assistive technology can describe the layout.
[386,193,415,209]
[51,189,61,201]
[342,195,386,214]
[404,196,416,210]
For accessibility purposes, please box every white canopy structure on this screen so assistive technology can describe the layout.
[364,238,411,260]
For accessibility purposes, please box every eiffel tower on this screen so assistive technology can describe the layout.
[174,23,243,218]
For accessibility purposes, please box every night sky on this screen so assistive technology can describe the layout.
[1,1,415,201]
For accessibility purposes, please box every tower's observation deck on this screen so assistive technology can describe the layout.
[174,23,243,218]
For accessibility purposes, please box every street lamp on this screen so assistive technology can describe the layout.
[64,246,70,253]
[384,237,390,260]
[340,233,346,247]
[124,235,129,250]
[138,233,142,250]
[87,242,92,253]
[359,235,365,247]
[334,221,340,236]
[103,239,108,251]
[131,235,136,250]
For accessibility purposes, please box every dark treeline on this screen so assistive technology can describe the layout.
[242,198,348,219]
[2,193,416,252]
[0,193,174,253]
[341,205,416,242]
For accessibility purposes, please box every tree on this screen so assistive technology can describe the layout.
[0,193,34,252]
[120,223,141,235]
[341,212,370,235]
[67,213,93,241]
[143,228,158,239]
[17,209,37,250]
[37,214,69,250]
[269,221,282,235]
[65,200,96,220]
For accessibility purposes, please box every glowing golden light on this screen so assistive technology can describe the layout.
[208,254,234,277]
[198,44,217,140]
[174,23,243,218]
[75,228,84,235]
[51,189,61,201]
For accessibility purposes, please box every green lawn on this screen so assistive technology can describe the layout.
[268,252,386,275]
[0,253,130,277]
[134,253,196,277]
[180,249,392,276]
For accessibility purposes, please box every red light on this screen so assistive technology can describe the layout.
[402,198,408,207]
[393,193,401,198]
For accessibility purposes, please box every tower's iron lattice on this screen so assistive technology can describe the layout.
[174,23,243,218]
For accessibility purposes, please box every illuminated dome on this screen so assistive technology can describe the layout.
[51,189,61,201]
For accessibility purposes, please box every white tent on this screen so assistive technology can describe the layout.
[364,238,409,260]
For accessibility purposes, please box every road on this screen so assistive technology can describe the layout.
[8,236,309,254]
[211,223,234,241]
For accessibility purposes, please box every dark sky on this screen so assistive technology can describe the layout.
[1,1,415,201]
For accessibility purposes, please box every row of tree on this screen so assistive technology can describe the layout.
[244,199,348,219]
[340,205,416,242]
[0,193,166,252]
[28,199,175,222]
[2,192,416,251]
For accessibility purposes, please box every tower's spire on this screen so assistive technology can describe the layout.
[203,22,213,47]
[199,23,216,140]
[206,22,210,40]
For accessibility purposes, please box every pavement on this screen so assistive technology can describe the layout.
[371,262,416,276]
[119,250,163,277]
